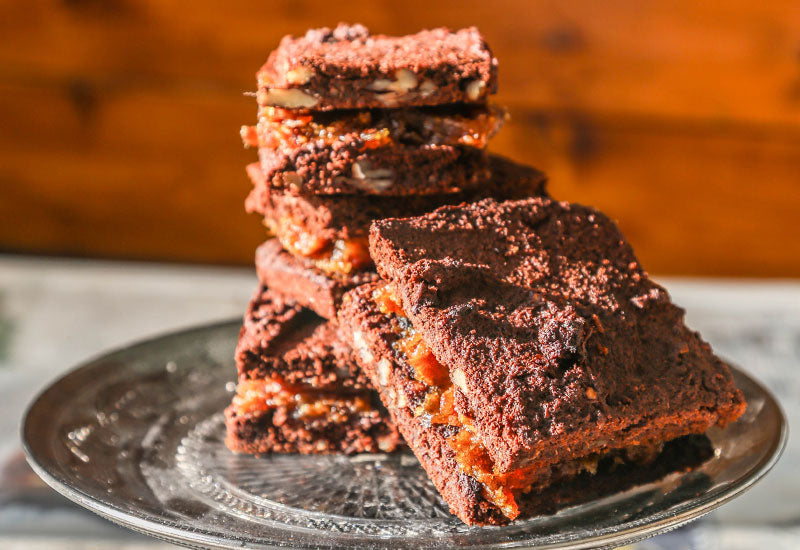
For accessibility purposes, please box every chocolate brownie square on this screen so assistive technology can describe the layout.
[255,239,380,321]
[256,24,497,111]
[254,140,490,197]
[338,197,745,524]
[245,155,548,279]
[338,284,720,524]
[240,103,505,196]
[226,285,402,455]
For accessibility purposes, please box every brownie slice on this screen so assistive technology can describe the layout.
[255,140,490,196]
[240,103,505,196]
[339,197,745,524]
[245,155,548,274]
[226,285,402,455]
[339,284,717,524]
[256,24,497,111]
[255,239,380,321]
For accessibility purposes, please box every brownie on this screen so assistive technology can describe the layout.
[235,284,368,387]
[369,196,745,467]
[227,285,402,455]
[256,24,497,111]
[255,140,490,196]
[245,155,548,250]
[255,239,380,321]
[339,197,745,523]
[338,284,717,524]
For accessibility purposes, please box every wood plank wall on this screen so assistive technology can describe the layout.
[2,1,799,276]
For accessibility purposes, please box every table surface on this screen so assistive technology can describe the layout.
[0,256,796,550]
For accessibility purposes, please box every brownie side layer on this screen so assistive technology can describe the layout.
[245,155,548,244]
[235,285,370,388]
[256,141,489,196]
[255,239,380,321]
[515,433,714,518]
[225,400,402,455]
[228,285,403,455]
[369,197,746,473]
[256,24,497,111]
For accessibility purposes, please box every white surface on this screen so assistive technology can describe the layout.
[0,256,796,549]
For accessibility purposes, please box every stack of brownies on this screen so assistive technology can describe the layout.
[226,24,746,527]
[226,25,547,456]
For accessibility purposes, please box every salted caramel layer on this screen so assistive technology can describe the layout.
[233,377,374,424]
[266,217,372,275]
[241,104,506,152]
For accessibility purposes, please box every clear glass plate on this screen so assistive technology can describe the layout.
[21,320,787,550]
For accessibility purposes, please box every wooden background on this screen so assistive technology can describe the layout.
[2,1,800,276]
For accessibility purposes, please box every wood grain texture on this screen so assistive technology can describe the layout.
[1,0,800,275]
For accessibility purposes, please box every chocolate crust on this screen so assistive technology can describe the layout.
[225,401,402,455]
[256,141,489,196]
[257,24,497,111]
[235,285,371,388]
[245,155,548,244]
[369,197,745,473]
[255,239,380,321]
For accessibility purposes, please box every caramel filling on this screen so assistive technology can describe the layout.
[266,217,372,275]
[373,284,531,518]
[241,104,506,152]
[233,377,373,423]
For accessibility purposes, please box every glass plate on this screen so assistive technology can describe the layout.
[21,320,786,550]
